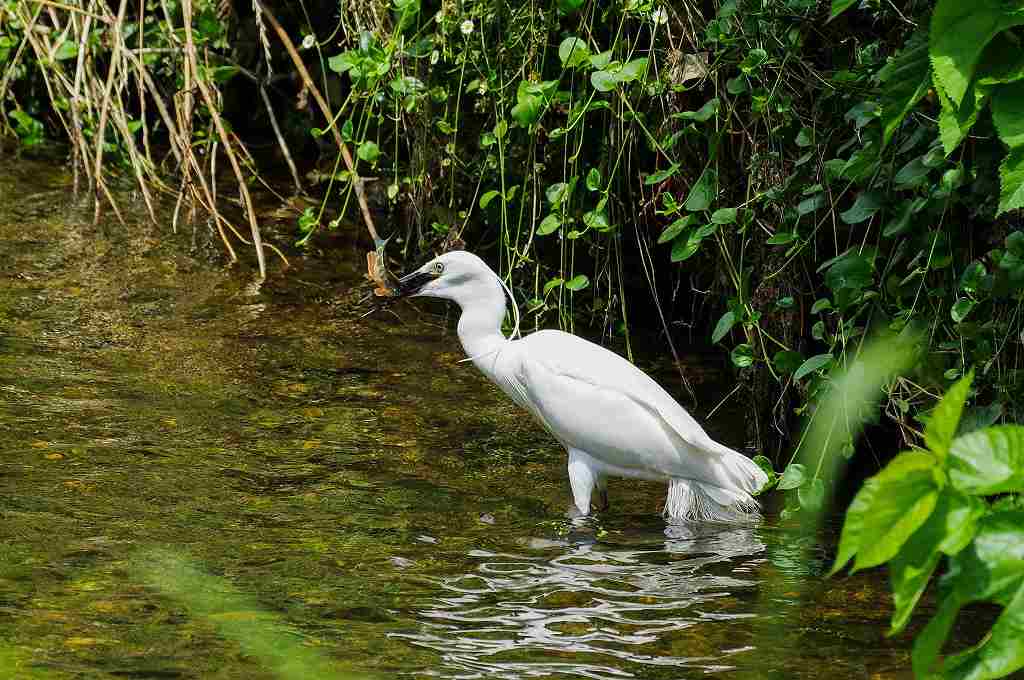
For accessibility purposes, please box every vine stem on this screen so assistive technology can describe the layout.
[260,5,382,246]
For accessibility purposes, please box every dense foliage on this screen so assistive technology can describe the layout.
[831,371,1024,680]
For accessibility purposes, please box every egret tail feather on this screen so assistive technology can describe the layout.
[664,478,761,524]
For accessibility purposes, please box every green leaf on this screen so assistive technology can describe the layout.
[710,208,738,225]
[798,194,826,216]
[766,232,797,245]
[644,163,680,185]
[887,491,984,635]
[795,127,814,147]
[672,98,720,122]
[543,278,564,295]
[993,81,1024,148]
[811,298,832,315]
[585,168,601,192]
[883,198,921,238]
[658,215,695,244]
[794,353,833,380]
[925,370,974,458]
[591,70,618,92]
[829,0,859,19]
[798,478,826,511]
[557,0,586,14]
[53,40,79,61]
[777,463,807,491]
[930,0,1024,108]
[583,210,611,232]
[946,582,1024,680]
[999,146,1024,215]
[894,157,931,188]
[557,36,591,68]
[545,182,570,208]
[565,274,590,291]
[829,451,940,575]
[773,351,804,375]
[839,191,883,224]
[739,48,768,74]
[537,214,561,236]
[479,190,502,209]
[878,32,931,148]
[356,141,380,163]
[617,58,649,83]
[731,343,754,368]
[825,251,873,292]
[938,82,989,154]
[951,298,975,323]
[949,425,1024,495]
[712,311,737,343]
[670,235,700,262]
[589,50,613,69]
[684,167,717,212]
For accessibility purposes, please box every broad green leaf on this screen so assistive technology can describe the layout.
[878,32,931,148]
[617,58,648,83]
[586,168,601,192]
[796,127,814,147]
[537,214,561,236]
[672,98,720,122]
[712,311,737,343]
[951,298,975,323]
[543,278,564,295]
[565,274,590,291]
[949,425,1024,495]
[356,141,380,163]
[794,353,833,380]
[557,36,590,68]
[839,191,883,224]
[583,210,611,232]
[644,163,680,185]
[589,50,613,69]
[883,198,922,238]
[825,251,873,292]
[938,82,989,154]
[798,194,826,216]
[766,231,797,245]
[829,0,858,19]
[53,40,79,61]
[993,81,1024,148]
[943,581,1024,680]
[829,451,938,575]
[739,48,768,74]
[591,70,617,92]
[888,491,984,635]
[671,234,700,262]
[924,369,973,458]
[777,463,807,491]
[731,343,754,368]
[545,182,570,208]
[999,146,1024,215]
[711,208,738,225]
[894,157,931,188]
[557,0,586,14]
[684,167,717,212]
[479,190,502,209]
[912,590,962,677]
[931,0,1024,108]
[658,215,695,244]
[798,478,826,511]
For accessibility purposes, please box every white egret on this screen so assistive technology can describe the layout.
[396,251,768,523]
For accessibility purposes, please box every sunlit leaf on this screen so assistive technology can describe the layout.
[684,167,717,212]
[925,370,973,458]
[537,214,561,236]
[712,311,737,343]
[949,425,1024,495]
[777,463,807,490]
[794,353,833,380]
[565,274,590,291]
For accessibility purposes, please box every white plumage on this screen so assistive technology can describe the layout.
[396,251,767,523]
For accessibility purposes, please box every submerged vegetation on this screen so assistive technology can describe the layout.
[2,1,1024,675]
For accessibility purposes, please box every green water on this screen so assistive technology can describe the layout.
[0,158,972,679]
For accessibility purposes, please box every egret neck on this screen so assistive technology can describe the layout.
[454,272,509,369]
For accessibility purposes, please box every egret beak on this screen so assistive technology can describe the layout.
[395,270,434,297]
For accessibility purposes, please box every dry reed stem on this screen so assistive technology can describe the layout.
[259,83,303,193]
[91,0,129,226]
[182,0,268,278]
[260,4,383,245]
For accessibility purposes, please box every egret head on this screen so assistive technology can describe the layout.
[396,250,521,338]
[395,250,496,305]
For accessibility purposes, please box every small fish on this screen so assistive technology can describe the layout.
[366,249,396,298]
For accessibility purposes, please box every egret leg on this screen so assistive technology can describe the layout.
[567,449,602,516]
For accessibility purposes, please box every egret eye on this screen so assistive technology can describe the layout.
[432,262,445,275]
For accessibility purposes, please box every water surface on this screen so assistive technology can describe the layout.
[0,159,966,678]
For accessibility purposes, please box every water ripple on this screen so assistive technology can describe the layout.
[393,526,766,679]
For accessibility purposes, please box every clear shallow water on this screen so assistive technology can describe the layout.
[0,158,974,679]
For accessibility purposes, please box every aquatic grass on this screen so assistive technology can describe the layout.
[132,548,372,680]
